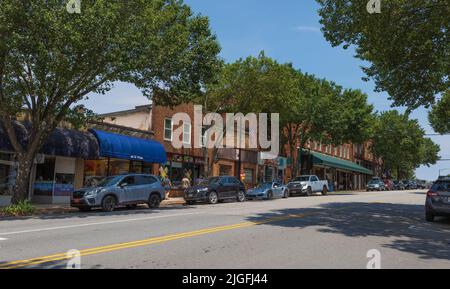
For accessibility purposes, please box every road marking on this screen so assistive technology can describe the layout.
[0,213,310,269]
[0,238,7,241]
[0,212,204,236]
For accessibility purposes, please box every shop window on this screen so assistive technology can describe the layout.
[54,173,75,197]
[84,159,109,186]
[164,118,173,141]
[219,165,232,176]
[130,161,143,174]
[108,159,130,176]
[0,163,11,196]
[183,123,191,144]
[34,157,55,196]
[244,168,254,184]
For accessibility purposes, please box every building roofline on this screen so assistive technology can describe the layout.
[99,104,152,118]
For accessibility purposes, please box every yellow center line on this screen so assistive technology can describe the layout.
[0,213,307,269]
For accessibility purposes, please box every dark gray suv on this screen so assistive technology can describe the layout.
[71,174,165,212]
[425,176,450,222]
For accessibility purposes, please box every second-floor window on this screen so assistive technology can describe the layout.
[183,123,191,145]
[164,118,172,141]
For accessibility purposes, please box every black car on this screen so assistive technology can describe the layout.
[184,176,246,205]
[393,180,405,190]
[425,176,450,222]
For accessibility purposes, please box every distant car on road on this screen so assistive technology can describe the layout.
[246,182,289,200]
[184,176,246,205]
[383,179,395,191]
[287,175,328,196]
[404,180,418,190]
[71,174,165,212]
[425,176,450,222]
[366,180,385,191]
[393,180,406,190]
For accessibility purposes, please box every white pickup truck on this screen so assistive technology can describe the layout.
[287,175,329,196]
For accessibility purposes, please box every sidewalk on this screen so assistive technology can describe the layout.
[0,198,186,217]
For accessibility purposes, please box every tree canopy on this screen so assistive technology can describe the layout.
[316,0,449,111]
[429,90,450,134]
[205,53,375,174]
[0,0,221,202]
[371,110,440,179]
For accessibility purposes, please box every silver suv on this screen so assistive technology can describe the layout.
[71,174,165,212]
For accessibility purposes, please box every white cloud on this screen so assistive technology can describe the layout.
[293,26,321,33]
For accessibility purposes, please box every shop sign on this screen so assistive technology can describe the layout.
[130,155,144,161]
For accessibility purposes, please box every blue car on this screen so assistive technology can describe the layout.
[246,182,289,200]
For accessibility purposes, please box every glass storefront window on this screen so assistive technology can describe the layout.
[84,159,109,186]
[219,165,232,176]
[0,163,11,196]
[244,168,254,184]
[54,173,75,197]
[130,161,143,174]
[34,157,55,196]
[108,159,129,176]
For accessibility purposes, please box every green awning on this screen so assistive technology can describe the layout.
[310,151,373,175]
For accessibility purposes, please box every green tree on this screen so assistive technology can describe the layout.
[0,0,221,203]
[316,0,449,110]
[205,53,374,176]
[371,111,440,179]
[201,53,298,176]
[429,90,450,134]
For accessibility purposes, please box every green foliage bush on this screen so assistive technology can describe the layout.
[2,200,36,216]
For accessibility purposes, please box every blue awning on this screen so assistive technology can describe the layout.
[89,129,167,164]
[0,121,99,159]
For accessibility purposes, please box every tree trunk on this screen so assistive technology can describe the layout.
[10,153,35,204]
[202,146,210,178]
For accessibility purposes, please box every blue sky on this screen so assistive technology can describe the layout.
[82,0,449,181]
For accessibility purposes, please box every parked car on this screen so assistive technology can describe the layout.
[404,180,418,190]
[366,180,385,191]
[246,182,289,200]
[425,176,450,222]
[184,176,246,205]
[71,174,165,212]
[287,175,329,196]
[383,179,394,191]
[393,180,406,190]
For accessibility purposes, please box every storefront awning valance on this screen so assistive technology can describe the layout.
[310,151,373,175]
[0,121,99,159]
[90,129,167,164]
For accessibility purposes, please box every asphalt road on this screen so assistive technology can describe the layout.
[1,190,450,269]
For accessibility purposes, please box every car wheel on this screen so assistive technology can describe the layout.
[283,189,289,198]
[322,186,328,196]
[267,190,273,200]
[208,191,219,204]
[148,193,161,209]
[186,200,195,205]
[102,195,116,212]
[306,187,312,196]
[237,191,246,202]
[425,211,435,222]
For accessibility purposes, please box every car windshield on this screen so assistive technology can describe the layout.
[96,176,122,187]
[293,176,309,182]
[368,181,380,185]
[200,177,221,185]
[431,181,450,192]
[257,183,272,189]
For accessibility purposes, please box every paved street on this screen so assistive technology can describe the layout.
[1,190,450,269]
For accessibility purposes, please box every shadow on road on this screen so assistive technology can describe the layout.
[246,202,450,261]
